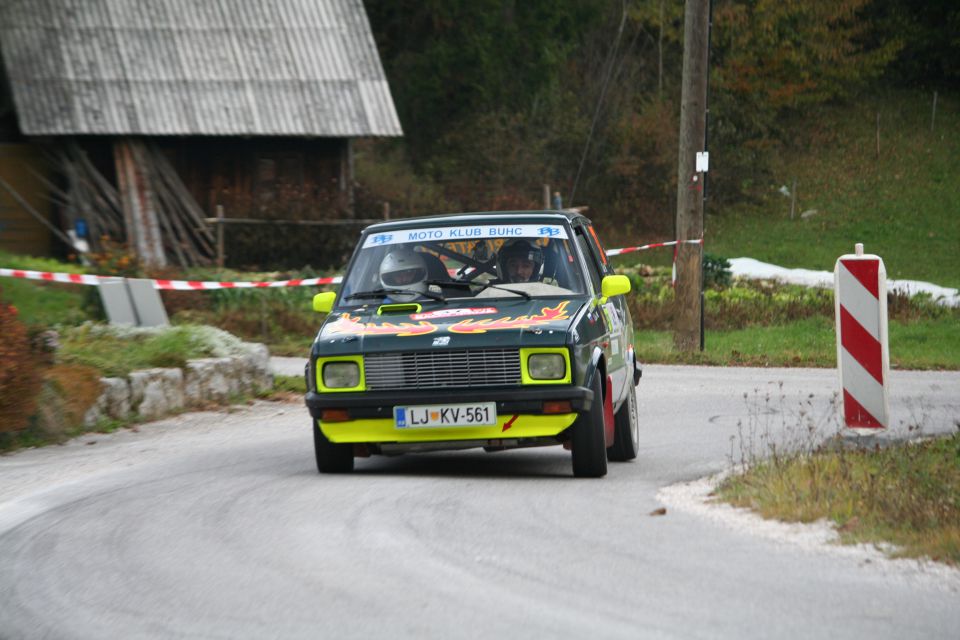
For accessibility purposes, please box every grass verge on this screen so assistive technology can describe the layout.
[634,314,960,369]
[57,324,256,377]
[708,91,960,289]
[717,432,960,566]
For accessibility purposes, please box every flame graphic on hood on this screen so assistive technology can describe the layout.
[448,301,571,334]
[324,313,437,337]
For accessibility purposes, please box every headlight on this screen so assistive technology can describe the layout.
[322,361,360,388]
[527,353,566,380]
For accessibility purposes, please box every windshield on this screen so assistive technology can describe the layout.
[338,222,587,305]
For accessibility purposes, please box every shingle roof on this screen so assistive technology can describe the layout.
[0,0,403,137]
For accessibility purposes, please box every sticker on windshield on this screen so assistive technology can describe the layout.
[362,224,568,248]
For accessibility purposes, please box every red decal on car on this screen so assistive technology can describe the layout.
[410,307,497,321]
[448,301,571,334]
[325,313,437,337]
[362,321,438,337]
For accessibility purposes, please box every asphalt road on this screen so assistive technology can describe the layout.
[0,365,957,639]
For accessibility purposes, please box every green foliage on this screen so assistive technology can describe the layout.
[714,1,900,109]
[0,251,92,327]
[0,290,42,433]
[628,277,841,331]
[0,277,90,327]
[718,432,960,566]
[366,0,606,161]
[703,253,732,288]
[353,140,454,217]
[709,0,902,201]
[272,375,307,395]
[634,308,959,369]
[0,250,87,274]
[170,279,325,356]
[709,91,960,288]
[869,0,960,87]
[359,1,928,246]
[57,324,253,378]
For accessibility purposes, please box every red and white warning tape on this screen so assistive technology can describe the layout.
[151,276,342,290]
[0,268,108,286]
[1,239,698,289]
[0,268,341,290]
[604,239,703,257]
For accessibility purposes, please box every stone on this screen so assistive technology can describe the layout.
[129,368,184,421]
[86,340,274,425]
[184,357,234,405]
[83,377,131,427]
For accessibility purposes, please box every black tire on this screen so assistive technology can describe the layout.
[313,419,354,473]
[607,382,639,461]
[571,374,608,478]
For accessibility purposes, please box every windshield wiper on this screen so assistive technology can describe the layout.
[428,279,532,301]
[344,288,446,302]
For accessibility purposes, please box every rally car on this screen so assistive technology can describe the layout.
[304,210,641,477]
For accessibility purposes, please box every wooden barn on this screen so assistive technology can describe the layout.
[0,0,402,267]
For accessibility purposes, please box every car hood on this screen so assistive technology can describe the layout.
[314,297,587,355]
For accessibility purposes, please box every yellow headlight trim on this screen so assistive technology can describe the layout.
[520,347,571,385]
[316,355,365,392]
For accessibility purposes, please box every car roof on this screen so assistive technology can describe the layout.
[362,209,590,233]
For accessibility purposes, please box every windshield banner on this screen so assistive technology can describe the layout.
[362,224,569,248]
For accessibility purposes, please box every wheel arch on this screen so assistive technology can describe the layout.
[585,346,607,407]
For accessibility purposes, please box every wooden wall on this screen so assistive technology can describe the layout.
[0,143,53,256]
[158,137,350,221]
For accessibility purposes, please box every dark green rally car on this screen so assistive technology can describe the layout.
[305,210,641,477]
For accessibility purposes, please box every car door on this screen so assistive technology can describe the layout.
[572,222,630,406]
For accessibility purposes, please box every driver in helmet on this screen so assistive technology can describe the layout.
[497,239,543,283]
[379,248,427,301]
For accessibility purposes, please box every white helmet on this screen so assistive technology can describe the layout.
[379,249,427,301]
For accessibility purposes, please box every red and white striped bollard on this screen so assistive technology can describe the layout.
[834,243,890,433]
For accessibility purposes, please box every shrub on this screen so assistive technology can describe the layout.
[703,253,733,289]
[0,290,42,433]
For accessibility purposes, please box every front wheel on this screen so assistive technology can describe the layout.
[607,383,639,461]
[313,419,354,473]
[571,374,608,478]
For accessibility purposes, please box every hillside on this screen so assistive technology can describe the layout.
[708,91,959,289]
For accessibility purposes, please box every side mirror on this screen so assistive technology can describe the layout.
[312,291,337,314]
[600,274,631,302]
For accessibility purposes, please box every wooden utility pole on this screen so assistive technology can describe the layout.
[673,0,709,351]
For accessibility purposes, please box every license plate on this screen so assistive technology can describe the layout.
[394,402,497,428]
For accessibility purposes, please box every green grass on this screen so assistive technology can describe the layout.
[58,324,249,378]
[709,91,960,289]
[272,375,307,394]
[0,277,89,327]
[0,249,91,326]
[635,315,960,369]
[717,432,960,566]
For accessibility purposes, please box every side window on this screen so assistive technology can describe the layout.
[575,228,603,293]
[586,225,612,274]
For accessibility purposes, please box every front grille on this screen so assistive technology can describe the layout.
[364,348,521,390]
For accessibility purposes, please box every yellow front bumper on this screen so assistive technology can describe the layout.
[321,413,578,444]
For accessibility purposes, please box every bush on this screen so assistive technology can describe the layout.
[0,290,43,433]
[703,253,733,289]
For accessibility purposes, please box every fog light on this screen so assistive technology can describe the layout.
[528,353,566,380]
[322,361,360,389]
[543,400,572,414]
[321,409,350,422]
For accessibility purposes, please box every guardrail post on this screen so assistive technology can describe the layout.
[834,243,890,433]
